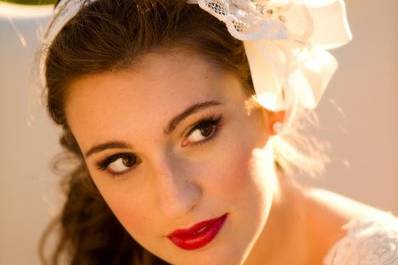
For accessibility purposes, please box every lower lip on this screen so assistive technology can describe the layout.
[167,213,228,250]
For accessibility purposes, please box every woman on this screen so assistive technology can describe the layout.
[38,0,398,264]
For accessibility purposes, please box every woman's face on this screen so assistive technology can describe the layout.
[65,50,279,265]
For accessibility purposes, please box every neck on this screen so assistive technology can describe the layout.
[242,169,312,265]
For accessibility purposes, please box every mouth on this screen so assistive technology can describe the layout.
[167,213,229,250]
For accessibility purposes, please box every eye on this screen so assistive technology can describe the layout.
[182,115,222,147]
[96,153,139,176]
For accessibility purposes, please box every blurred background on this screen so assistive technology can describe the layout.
[0,1,397,265]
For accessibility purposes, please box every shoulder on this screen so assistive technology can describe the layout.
[303,188,398,265]
[323,213,398,265]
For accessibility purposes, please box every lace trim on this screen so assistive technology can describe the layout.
[323,212,398,265]
[192,0,313,41]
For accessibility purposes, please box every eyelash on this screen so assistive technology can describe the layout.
[182,114,223,147]
[96,152,137,176]
[95,114,223,176]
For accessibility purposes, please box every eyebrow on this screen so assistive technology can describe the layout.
[84,100,222,158]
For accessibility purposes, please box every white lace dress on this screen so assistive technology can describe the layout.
[323,212,398,265]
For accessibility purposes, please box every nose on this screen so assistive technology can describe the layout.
[151,153,202,219]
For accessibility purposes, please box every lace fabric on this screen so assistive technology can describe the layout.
[188,0,314,42]
[323,212,398,265]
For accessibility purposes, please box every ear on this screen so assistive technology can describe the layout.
[262,109,286,136]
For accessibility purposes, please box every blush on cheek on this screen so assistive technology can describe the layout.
[102,194,153,238]
[207,138,259,199]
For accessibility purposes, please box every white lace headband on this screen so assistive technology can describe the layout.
[40,0,352,132]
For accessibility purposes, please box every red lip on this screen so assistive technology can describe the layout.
[167,213,229,250]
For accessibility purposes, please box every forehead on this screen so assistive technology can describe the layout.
[65,50,246,148]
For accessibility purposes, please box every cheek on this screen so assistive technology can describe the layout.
[202,125,269,202]
[94,181,157,240]
[109,197,146,226]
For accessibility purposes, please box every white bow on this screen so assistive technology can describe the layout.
[188,0,352,112]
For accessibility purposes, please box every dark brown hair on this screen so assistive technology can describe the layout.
[39,0,254,264]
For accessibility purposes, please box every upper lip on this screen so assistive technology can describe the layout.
[167,213,228,238]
